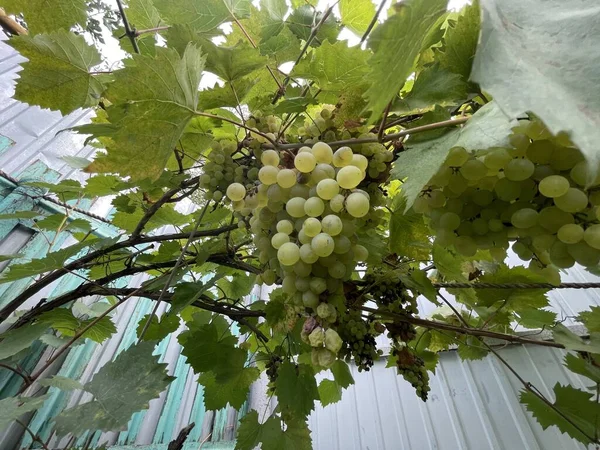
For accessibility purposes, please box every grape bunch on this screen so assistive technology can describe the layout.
[393,347,430,401]
[413,119,600,280]
[265,354,282,394]
[337,308,379,372]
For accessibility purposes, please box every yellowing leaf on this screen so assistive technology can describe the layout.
[9,31,104,115]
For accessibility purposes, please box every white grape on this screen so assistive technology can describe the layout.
[276,220,294,235]
[300,243,319,263]
[303,217,322,237]
[337,166,363,189]
[329,194,345,212]
[353,244,369,261]
[271,232,290,249]
[295,152,317,173]
[345,192,370,218]
[226,183,246,201]
[554,188,588,213]
[316,179,340,200]
[351,154,369,171]
[277,242,300,265]
[258,166,279,185]
[277,169,297,188]
[332,146,353,167]
[321,214,343,236]
[261,150,280,166]
[311,233,335,257]
[312,142,333,164]
[286,197,307,217]
[304,197,325,217]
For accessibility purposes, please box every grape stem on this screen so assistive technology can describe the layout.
[265,117,469,150]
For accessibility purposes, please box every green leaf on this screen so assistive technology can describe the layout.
[318,379,343,406]
[39,309,116,344]
[403,105,452,142]
[0,395,50,433]
[178,318,247,380]
[54,341,174,435]
[515,309,557,329]
[434,0,480,80]
[136,314,179,341]
[389,195,431,260]
[393,64,467,113]
[432,244,468,282]
[471,0,600,173]
[198,78,257,110]
[0,323,48,360]
[235,411,312,450]
[391,102,515,211]
[217,273,256,299]
[2,0,86,33]
[0,211,43,220]
[521,384,600,445]
[84,175,131,197]
[293,41,370,91]
[275,362,319,419]
[274,97,318,114]
[124,0,163,30]
[330,360,354,389]
[287,6,337,45]
[552,324,600,353]
[564,353,600,384]
[195,38,267,83]
[578,306,600,333]
[9,31,104,115]
[83,45,205,180]
[456,336,488,361]
[112,204,190,233]
[476,265,549,310]
[339,0,375,36]
[400,270,437,303]
[364,0,447,120]
[0,237,117,284]
[154,0,248,33]
[0,254,23,262]
[38,376,84,391]
[199,367,260,410]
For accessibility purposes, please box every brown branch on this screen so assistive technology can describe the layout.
[16,420,49,450]
[377,101,392,142]
[0,8,27,35]
[0,363,32,385]
[168,423,195,450]
[135,25,170,36]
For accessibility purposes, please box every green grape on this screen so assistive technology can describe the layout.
[584,224,600,250]
[282,275,297,293]
[312,141,334,164]
[277,169,297,188]
[298,229,311,245]
[557,223,584,244]
[310,277,327,294]
[511,208,538,228]
[302,291,319,309]
[321,214,343,236]
[448,173,468,194]
[337,166,364,189]
[568,241,600,267]
[277,220,294,235]
[294,261,312,277]
[494,178,521,201]
[351,154,369,171]
[532,233,556,251]
[589,191,600,206]
[333,235,352,254]
[286,197,307,218]
[311,163,336,183]
[261,150,280,166]
[549,241,576,268]
[459,159,487,181]
[300,243,319,263]
[412,196,430,214]
[429,166,452,186]
[554,188,588,213]
[328,261,346,279]
[446,147,469,166]
[346,192,370,218]
[277,242,300,266]
[438,212,460,230]
[472,218,489,235]
[488,218,504,232]
[304,197,325,217]
[454,236,477,256]
[303,217,322,237]
[312,233,335,257]
[330,194,345,212]
[427,191,446,208]
[290,184,310,199]
[484,148,512,170]
[271,232,290,249]
[504,158,535,181]
[550,146,583,171]
[267,184,286,202]
[539,207,575,233]
[353,244,369,261]
[539,175,570,198]
[294,152,317,173]
[532,164,555,181]
[295,276,311,292]
[472,190,494,206]
[259,166,279,185]
[333,146,353,167]
[262,270,276,285]
[525,140,553,164]
[317,179,340,200]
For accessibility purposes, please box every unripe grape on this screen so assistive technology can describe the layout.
[302,291,319,309]
[439,212,460,230]
[304,197,325,217]
[226,183,246,201]
[504,158,535,181]
[494,178,521,202]
[554,188,588,213]
[446,147,469,166]
[300,243,319,263]
[460,159,487,181]
[345,192,370,218]
[311,233,335,257]
[262,270,276,285]
[294,261,312,277]
[317,179,340,200]
[286,197,307,217]
[484,148,512,170]
[568,241,600,267]
[549,241,576,268]
[271,232,290,249]
[511,208,538,228]
[328,261,346,279]
[353,244,369,261]
[277,220,294,235]
[261,150,280,166]
[277,169,297,188]
[303,217,322,237]
[333,235,351,254]
[333,146,353,167]
[312,142,333,163]
[337,166,363,189]
[259,166,279,185]
[526,140,553,164]
[557,223,584,244]
[584,224,600,250]
[539,207,575,233]
[454,236,477,256]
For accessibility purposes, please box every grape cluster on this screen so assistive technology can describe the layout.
[393,347,430,401]
[265,355,282,394]
[199,139,258,206]
[337,308,379,372]
[414,119,600,279]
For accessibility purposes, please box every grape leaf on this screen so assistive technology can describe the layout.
[124,0,163,30]
[391,102,515,211]
[236,411,312,450]
[82,45,205,180]
[136,313,179,341]
[258,0,288,41]
[54,341,173,435]
[274,97,318,114]
[39,309,116,344]
[194,38,267,83]
[339,0,375,36]
[364,0,447,121]
[112,204,190,233]
[434,0,480,81]
[198,366,259,410]
[217,273,256,299]
[0,211,43,220]
[552,324,600,354]
[0,395,50,433]
[578,306,600,333]
[564,353,600,384]
[389,195,431,261]
[9,31,104,115]
[287,6,337,44]
[456,336,488,361]
[471,0,600,175]
[38,376,84,391]
[0,323,48,360]
[330,360,354,389]
[476,265,549,310]
[2,0,86,33]
[275,362,319,419]
[515,309,557,329]
[154,0,248,33]
[198,78,257,110]
[520,384,600,445]
[393,64,467,113]
[83,175,131,197]
[317,379,343,406]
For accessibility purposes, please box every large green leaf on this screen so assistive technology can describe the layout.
[339,0,375,36]
[196,38,267,83]
[39,308,116,344]
[154,0,249,33]
[83,45,205,180]
[564,353,600,384]
[111,204,190,233]
[54,341,174,435]
[578,306,600,333]
[2,0,86,33]
[9,31,104,115]
[364,0,447,120]
[199,367,260,410]
[0,395,50,432]
[38,376,84,391]
[471,0,600,173]
[287,6,338,44]
[275,362,319,419]
[293,41,370,91]
[521,384,600,445]
[389,195,431,261]
[552,324,600,354]
[0,323,48,360]
[391,102,515,211]
[236,411,312,450]
[124,0,163,30]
